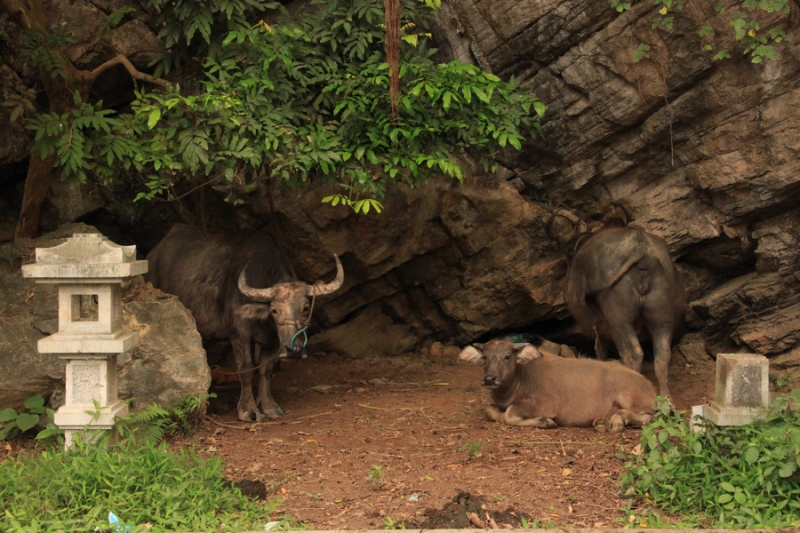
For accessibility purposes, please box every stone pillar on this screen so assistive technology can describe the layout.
[691,353,771,432]
[21,233,148,448]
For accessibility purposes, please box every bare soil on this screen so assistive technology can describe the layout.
[176,351,718,530]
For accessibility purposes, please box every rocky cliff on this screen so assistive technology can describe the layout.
[2,0,799,373]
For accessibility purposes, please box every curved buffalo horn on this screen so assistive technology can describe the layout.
[546,207,587,241]
[238,268,277,302]
[545,208,564,241]
[310,254,344,296]
[559,208,588,233]
[608,203,630,226]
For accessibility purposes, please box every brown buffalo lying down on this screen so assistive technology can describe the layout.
[459,339,656,432]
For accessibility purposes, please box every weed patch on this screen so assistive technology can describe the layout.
[0,439,286,532]
[622,392,800,528]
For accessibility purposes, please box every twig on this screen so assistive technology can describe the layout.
[204,411,336,430]
[417,407,434,422]
[90,54,169,88]
[203,416,254,431]
[289,411,336,423]
[164,174,223,203]
[358,403,429,411]
[370,380,448,386]
[508,440,606,447]
[580,502,624,511]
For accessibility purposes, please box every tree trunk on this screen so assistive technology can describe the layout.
[13,65,94,241]
[14,152,58,240]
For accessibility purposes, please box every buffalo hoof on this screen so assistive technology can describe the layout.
[592,418,609,433]
[238,409,262,423]
[262,405,286,418]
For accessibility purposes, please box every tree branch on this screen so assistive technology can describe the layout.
[0,0,32,29]
[90,54,170,88]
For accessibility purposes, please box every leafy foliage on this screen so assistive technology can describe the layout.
[382,515,406,529]
[621,392,800,528]
[613,0,790,64]
[0,394,63,445]
[145,0,281,77]
[19,0,544,212]
[366,464,386,489]
[17,27,75,80]
[0,438,284,533]
[116,394,212,446]
[458,440,482,457]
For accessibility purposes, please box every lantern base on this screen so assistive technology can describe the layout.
[55,400,129,449]
[38,330,139,353]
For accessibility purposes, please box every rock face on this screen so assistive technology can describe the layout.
[277,0,800,365]
[0,224,210,413]
[3,1,800,373]
[117,279,212,410]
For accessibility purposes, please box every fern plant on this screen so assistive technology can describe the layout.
[115,394,211,446]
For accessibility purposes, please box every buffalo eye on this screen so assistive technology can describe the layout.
[271,308,279,316]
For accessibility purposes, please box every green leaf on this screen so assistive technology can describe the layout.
[462,86,472,103]
[15,412,40,432]
[35,428,56,440]
[24,395,45,410]
[442,91,452,110]
[779,462,797,478]
[744,446,760,464]
[720,482,736,492]
[0,408,17,422]
[473,87,489,103]
[533,101,546,118]
[148,108,162,129]
[718,493,733,504]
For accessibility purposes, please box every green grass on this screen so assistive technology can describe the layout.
[0,439,288,533]
[621,391,800,529]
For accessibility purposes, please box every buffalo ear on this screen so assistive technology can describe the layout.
[459,346,483,363]
[236,303,271,320]
[516,344,543,363]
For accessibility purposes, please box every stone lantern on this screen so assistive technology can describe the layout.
[21,233,148,448]
[691,353,771,432]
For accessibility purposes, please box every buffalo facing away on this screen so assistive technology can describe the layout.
[145,224,344,422]
[563,220,685,399]
[459,339,655,432]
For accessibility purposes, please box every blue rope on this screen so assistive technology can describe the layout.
[289,326,309,352]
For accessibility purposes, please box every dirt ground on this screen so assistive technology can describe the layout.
[174,349,720,530]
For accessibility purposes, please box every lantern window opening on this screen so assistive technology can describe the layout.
[71,294,99,323]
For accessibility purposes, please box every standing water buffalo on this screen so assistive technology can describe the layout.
[145,224,344,421]
[562,218,685,399]
[459,339,655,431]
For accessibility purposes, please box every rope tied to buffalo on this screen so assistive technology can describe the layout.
[211,293,318,376]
